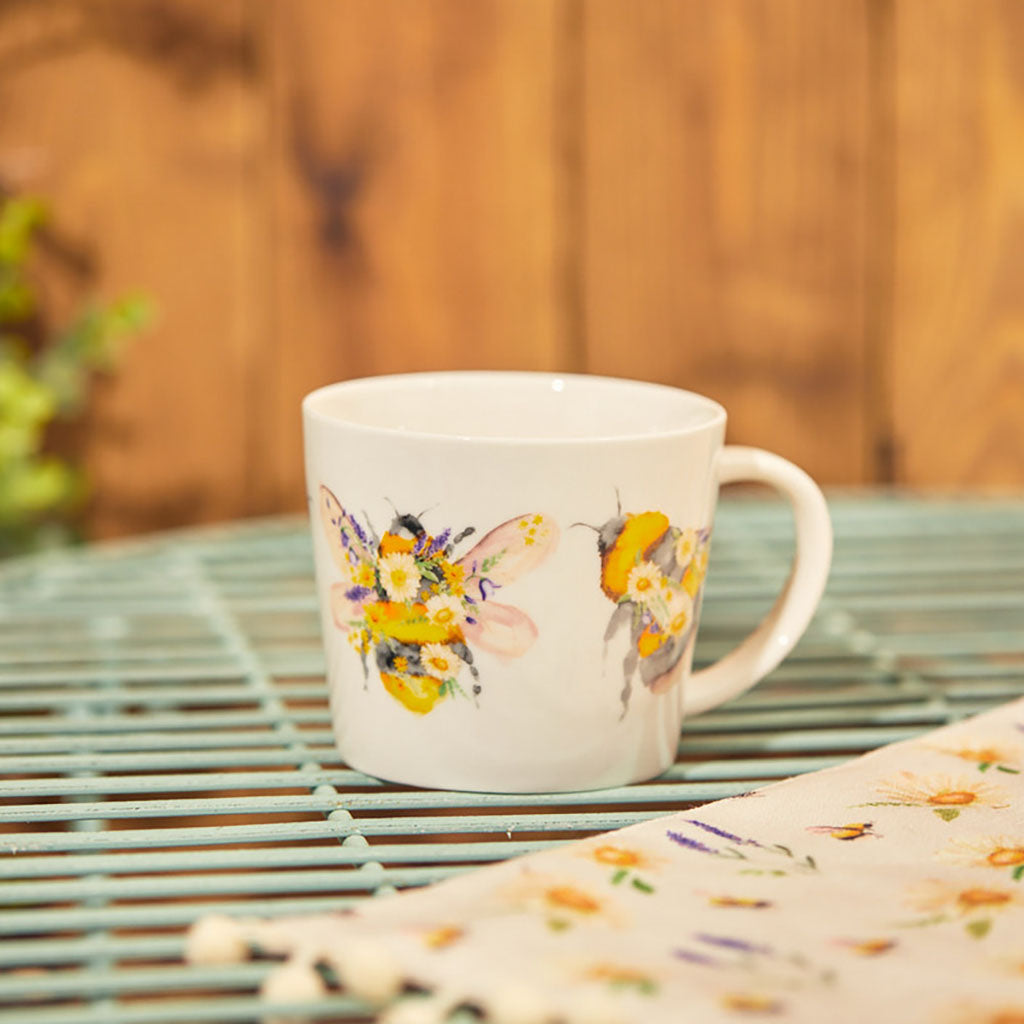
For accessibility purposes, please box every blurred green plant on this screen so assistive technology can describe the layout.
[0,195,151,557]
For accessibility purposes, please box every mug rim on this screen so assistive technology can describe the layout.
[302,371,727,446]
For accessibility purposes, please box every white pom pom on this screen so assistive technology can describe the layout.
[260,958,327,1003]
[378,996,446,1024]
[488,984,551,1024]
[563,990,624,1024]
[184,914,247,965]
[332,938,402,1005]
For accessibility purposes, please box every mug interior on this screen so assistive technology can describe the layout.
[303,372,725,442]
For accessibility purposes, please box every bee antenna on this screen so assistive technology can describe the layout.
[570,522,600,532]
[615,487,622,516]
[383,497,399,516]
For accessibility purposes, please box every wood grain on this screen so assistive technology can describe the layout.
[0,0,267,537]
[890,0,1024,487]
[258,0,572,513]
[580,0,872,484]
[1,0,1021,541]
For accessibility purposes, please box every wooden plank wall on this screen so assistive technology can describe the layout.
[0,0,1021,539]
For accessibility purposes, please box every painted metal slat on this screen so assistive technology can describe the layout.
[0,497,1021,1023]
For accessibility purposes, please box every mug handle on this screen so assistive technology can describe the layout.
[683,446,833,717]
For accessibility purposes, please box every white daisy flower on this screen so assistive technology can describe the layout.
[378,552,421,603]
[674,527,698,568]
[626,562,661,605]
[664,589,695,637]
[424,593,467,629]
[421,643,462,680]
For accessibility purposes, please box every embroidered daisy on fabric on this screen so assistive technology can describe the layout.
[582,963,659,996]
[942,1000,1024,1024]
[577,841,663,893]
[418,924,464,950]
[867,772,1010,820]
[907,878,1021,916]
[937,837,1024,881]
[930,740,1023,776]
[500,872,624,931]
[836,938,898,956]
[901,877,1023,939]
[719,992,785,1015]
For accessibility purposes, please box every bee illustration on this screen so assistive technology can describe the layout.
[319,485,558,714]
[805,822,878,841]
[584,497,711,713]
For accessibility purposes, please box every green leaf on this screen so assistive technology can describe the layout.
[610,869,627,885]
[965,918,992,940]
[480,550,506,572]
[978,762,992,772]
[996,765,1020,774]
[631,878,654,894]
[547,918,569,932]
[0,196,46,265]
[1013,864,1024,882]
[894,914,947,929]
[933,807,960,822]
[416,564,439,582]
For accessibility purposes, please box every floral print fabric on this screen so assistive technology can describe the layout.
[187,698,1024,1023]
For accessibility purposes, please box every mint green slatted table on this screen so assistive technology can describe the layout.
[2,497,1023,1023]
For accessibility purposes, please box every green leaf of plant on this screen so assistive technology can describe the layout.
[610,869,627,885]
[965,918,991,940]
[1013,864,1024,882]
[996,765,1020,774]
[631,878,654,894]
[978,762,992,772]
[933,807,960,822]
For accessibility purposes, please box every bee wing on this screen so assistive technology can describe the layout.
[456,514,559,584]
[319,485,375,574]
[462,601,538,660]
[329,582,367,631]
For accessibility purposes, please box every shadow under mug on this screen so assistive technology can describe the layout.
[303,372,832,793]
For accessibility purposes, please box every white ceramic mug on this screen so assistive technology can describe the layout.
[303,372,832,793]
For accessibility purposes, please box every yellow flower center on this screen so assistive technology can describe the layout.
[988,847,1024,867]
[961,747,1003,763]
[393,656,408,673]
[928,790,976,806]
[635,577,652,593]
[390,568,409,588]
[587,965,650,985]
[434,608,454,625]
[428,656,449,673]
[958,888,1011,909]
[592,845,641,868]
[670,612,689,633]
[721,993,781,1014]
[423,925,462,949]
[852,939,895,956]
[545,886,600,914]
